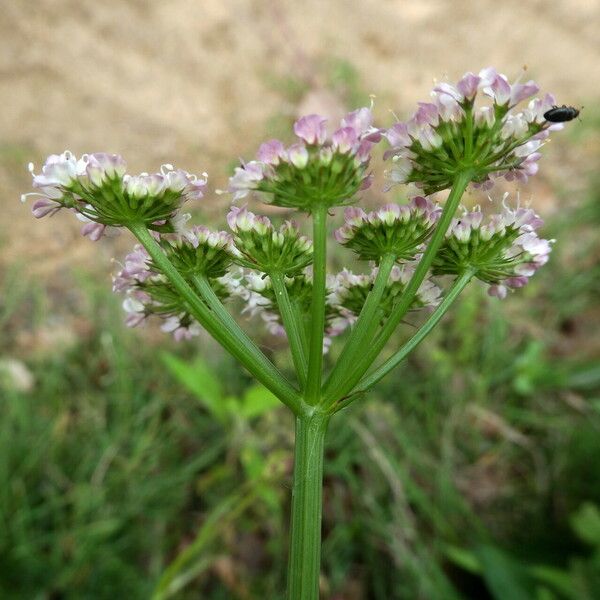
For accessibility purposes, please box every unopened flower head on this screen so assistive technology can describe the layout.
[228,206,313,275]
[432,196,552,298]
[228,107,381,211]
[335,196,441,262]
[385,68,571,194]
[22,151,207,239]
[160,225,235,279]
[329,264,441,333]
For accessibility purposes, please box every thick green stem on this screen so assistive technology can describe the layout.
[349,270,474,398]
[322,252,396,407]
[271,272,308,388]
[286,413,329,600]
[305,205,328,403]
[323,171,472,404]
[129,224,303,415]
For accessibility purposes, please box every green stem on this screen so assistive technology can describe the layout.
[292,299,309,358]
[191,274,241,332]
[286,413,329,600]
[321,253,396,407]
[305,205,328,403]
[129,223,303,415]
[271,271,308,388]
[464,105,474,160]
[349,270,474,399]
[323,171,472,404]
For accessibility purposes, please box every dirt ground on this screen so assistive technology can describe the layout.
[1,0,599,277]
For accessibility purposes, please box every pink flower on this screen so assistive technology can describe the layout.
[228,161,266,200]
[510,81,540,106]
[487,73,512,105]
[332,127,359,154]
[30,198,62,218]
[24,152,206,234]
[341,107,381,141]
[257,139,286,165]
[385,67,569,194]
[229,106,382,209]
[293,114,327,145]
[456,72,480,100]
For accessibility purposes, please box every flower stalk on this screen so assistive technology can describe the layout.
[305,204,328,404]
[323,170,472,405]
[286,412,330,600]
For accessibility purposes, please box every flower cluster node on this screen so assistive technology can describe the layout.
[228,107,382,210]
[385,67,570,194]
[432,196,552,298]
[23,151,206,239]
[227,206,313,275]
[335,196,441,262]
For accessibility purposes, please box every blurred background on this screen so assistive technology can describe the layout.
[1,1,600,598]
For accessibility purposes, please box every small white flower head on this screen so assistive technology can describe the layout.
[432,197,552,297]
[328,264,441,331]
[227,206,313,275]
[23,152,207,239]
[384,67,573,194]
[334,196,441,262]
[228,106,382,211]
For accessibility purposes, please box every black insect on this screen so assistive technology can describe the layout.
[543,105,580,123]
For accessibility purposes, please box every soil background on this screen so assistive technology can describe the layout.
[1,0,599,280]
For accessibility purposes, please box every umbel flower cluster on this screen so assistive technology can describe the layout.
[23,67,574,406]
[23,66,576,600]
[385,67,565,194]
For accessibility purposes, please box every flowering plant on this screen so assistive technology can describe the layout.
[23,68,575,599]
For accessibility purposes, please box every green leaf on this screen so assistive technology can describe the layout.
[442,544,482,574]
[240,444,266,482]
[530,565,577,598]
[570,503,600,547]
[152,486,257,599]
[161,352,226,422]
[240,385,280,419]
[475,544,534,600]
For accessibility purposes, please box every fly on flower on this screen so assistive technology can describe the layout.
[384,67,569,194]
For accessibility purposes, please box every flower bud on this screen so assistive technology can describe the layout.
[228,206,313,275]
